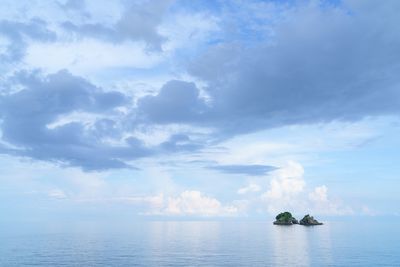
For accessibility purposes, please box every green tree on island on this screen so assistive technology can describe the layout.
[274,212,299,225]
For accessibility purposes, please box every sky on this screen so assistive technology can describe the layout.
[1,0,400,223]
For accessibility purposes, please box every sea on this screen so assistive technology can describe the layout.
[1,220,399,266]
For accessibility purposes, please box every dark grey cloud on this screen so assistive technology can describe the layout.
[135,0,400,138]
[137,80,207,124]
[61,0,172,50]
[0,70,153,170]
[0,18,56,62]
[1,65,281,171]
[208,164,277,176]
[159,134,204,152]
[0,70,211,170]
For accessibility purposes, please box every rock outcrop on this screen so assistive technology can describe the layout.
[299,214,323,226]
[273,212,299,225]
[273,212,323,226]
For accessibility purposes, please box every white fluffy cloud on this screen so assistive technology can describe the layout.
[308,185,353,216]
[309,185,328,202]
[261,161,352,215]
[265,162,305,198]
[161,190,238,216]
[262,161,305,211]
[63,187,239,217]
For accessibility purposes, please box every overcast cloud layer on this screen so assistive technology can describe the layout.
[1,0,399,171]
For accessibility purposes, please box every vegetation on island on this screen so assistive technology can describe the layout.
[299,214,323,225]
[273,211,299,225]
[273,212,322,226]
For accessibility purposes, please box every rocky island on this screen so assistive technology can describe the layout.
[273,212,323,226]
[273,212,299,225]
[299,214,323,226]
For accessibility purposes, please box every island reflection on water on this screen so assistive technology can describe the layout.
[272,222,333,266]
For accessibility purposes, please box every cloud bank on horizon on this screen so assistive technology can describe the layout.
[0,0,400,219]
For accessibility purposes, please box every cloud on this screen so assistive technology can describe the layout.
[307,185,353,216]
[261,161,352,215]
[177,0,400,137]
[73,190,239,217]
[161,190,238,216]
[61,0,172,50]
[159,133,204,152]
[308,185,328,202]
[237,183,261,195]
[137,80,207,124]
[96,0,400,142]
[77,194,165,212]
[118,194,164,210]
[209,164,277,176]
[0,70,153,170]
[42,187,239,217]
[0,71,212,170]
[60,0,86,11]
[48,189,67,199]
[2,0,400,174]
[262,161,306,212]
[24,40,163,74]
[0,18,56,62]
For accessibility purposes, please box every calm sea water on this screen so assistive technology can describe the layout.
[1,220,399,266]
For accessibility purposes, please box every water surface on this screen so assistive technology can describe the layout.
[1,221,399,266]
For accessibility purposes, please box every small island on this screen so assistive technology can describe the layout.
[273,212,323,226]
[273,211,299,225]
[299,214,323,226]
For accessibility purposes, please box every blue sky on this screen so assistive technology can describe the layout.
[1,0,400,222]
